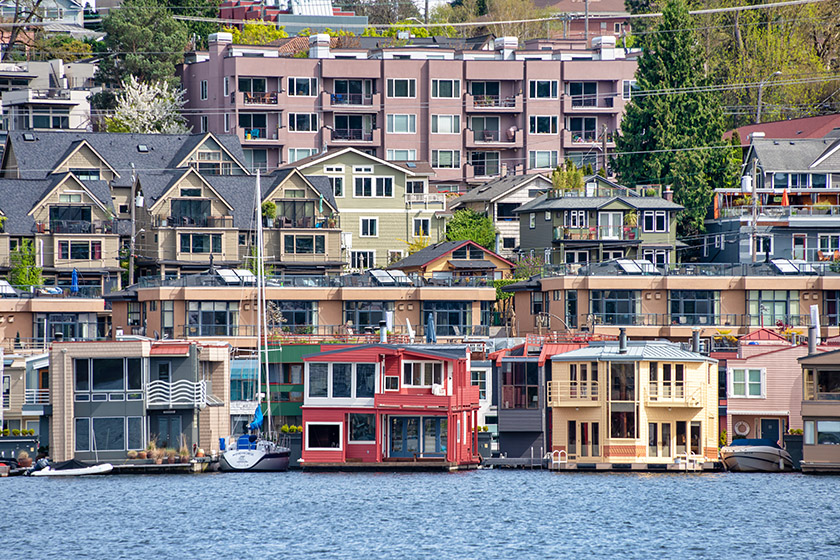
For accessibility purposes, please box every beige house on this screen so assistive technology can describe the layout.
[548,336,719,468]
[800,347,840,472]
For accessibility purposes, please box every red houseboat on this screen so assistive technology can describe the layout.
[301,344,481,470]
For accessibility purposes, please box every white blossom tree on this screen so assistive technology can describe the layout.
[105,76,191,134]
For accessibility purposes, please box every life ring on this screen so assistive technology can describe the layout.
[734,421,750,436]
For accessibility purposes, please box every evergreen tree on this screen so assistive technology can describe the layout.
[613,0,734,237]
[445,209,497,250]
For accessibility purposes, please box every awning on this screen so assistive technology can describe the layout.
[730,410,790,416]
[25,353,50,370]
[231,358,258,380]
[150,343,191,356]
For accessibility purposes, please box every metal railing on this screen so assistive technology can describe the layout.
[547,381,601,406]
[719,204,840,218]
[136,273,496,289]
[29,89,71,100]
[554,226,640,241]
[332,128,374,141]
[570,95,613,108]
[174,322,491,341]
[644,384,703,406]
[146,379,207,408]
[156,215,234,228]
[330,93,373,106]
[48,220,114,234]
[405,193,447,205]
[243,91,278,104]
[536,261,840,278]
[472,94,518,108]
[24,388,49,405]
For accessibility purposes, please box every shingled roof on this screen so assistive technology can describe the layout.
[515,194,683,214]
[749,136,840,173]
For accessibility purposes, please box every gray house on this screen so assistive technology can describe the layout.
[705,130,840,263]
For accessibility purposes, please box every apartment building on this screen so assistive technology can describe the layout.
[706,130,840,263]
[180,32,638,188]
[504,260,840,341]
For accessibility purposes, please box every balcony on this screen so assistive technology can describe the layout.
[268,216,334,229]
[234,91,280,107]
[24,388,49,404]
[46,220,114,234]
[563,129,616,148]
[406,193,447,207]
[719,204,840,219]
[547,381,601,406]
[155,215,233,228]
[465,93,522,113]
[644,384,704,407]
[465,127,523,149]
[321,91,380,112]
[375,385,480,409]
[146,379,208,409]
[562,94,619,112]
[324,126,380,146]
[553,226,640,242]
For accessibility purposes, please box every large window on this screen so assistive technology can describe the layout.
[529,150,558,169]
[307,362,377,399]
[386,78,416,98]
[610,362,636,439]
[239,113,267,138]
[590,290,640,325]
[92,417,126,451]
[729,368,764,398]
[350,251,375,269]
[569,117,597,142]
[471,369,487,400]
[288,148,317,163]
[58,240,102,260]
[344,301,393,331]
[569,82,597,106]
[423,301,471,337]
[49,205,91,232]
[529,80,558,99]
[642,211,668,232]
[179,233,222,254]
[431,115,460,134]
[74,358,143,396]
[354,177,393,198]
[288,113,318,132]
[529,115,558,134]
[470,151,499,177]
[288,77,317,96]
[186,301,239,336]
[432,150,460,169]
[283,234,325,254]
[349,413,375,442]
[386,114,416,134]
[431,79,460,98]
[501,361,539,409]
[306,423,341,450]
[269,301,317,332]
[747,290,800,326]
[670,290,720,326]
[403,362,444,387]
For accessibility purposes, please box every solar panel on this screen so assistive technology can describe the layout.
[616,259,642,274]
[233,269,257,283]
[771,258,798,274]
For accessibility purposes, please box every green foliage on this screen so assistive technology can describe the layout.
[31,34,92,62]
[168,0,221,49]
[613,0,736,238]
[97,0,189,87]
[9,239,42,289]
[222,22,289,45]
[719,429,727,448]
[338,0,420,26]
[513,254,544,279]
[261,201,277,220]
[445,209,496,250]
[493,279,517,301]
[551,160,584,192]
[400,236,430,256]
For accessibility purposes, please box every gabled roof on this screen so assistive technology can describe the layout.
[284,147,431,177]
[728,115,840,141]
[146,167,235,213]
[451,173,552,207]
[748,135,840,173]
[3,131,248,186]
[261,168,338,212]
[739,328,788,343]
[387,240,513,270]
[515,193,683,214]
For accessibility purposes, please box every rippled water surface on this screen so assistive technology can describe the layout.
[3,470,838,559]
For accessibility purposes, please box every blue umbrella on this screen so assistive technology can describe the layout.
[426,312,437,344]
[71,269,79,294]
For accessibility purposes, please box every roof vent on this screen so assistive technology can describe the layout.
[405,162,416,168]
[22,133,35,141]
[137,144,149,153]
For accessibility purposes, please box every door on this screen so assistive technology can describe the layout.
[389,417,420,458]
[422,417,448,456]
[156,415,182,449]
[598,212,622,240]
[793,235,807,260]
[760,418,780,444]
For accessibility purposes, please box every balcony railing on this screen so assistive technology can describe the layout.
[570,95,613,108]
[157,215,233,228]
[330,92,373,106]
[268,216,332,229]
[554,226,640,241]
[243,91,278,105]
[333,128,373,141]
[2,394,9,408]
[547,381,601,406]
[645,384,704,407]
[243,127,268,140]
[473,95,516,108]
[719,204,840,218]
[48,220,114,234]
[137,273,497,289]
[406,193,446,205]
[147,379,207,408]
[24,388,49,405]
[29,89,71,100]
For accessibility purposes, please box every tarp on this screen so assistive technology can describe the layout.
[247,404,264,431]
[52,459,94,470]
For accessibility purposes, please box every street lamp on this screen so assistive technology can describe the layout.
[756,71,782,124]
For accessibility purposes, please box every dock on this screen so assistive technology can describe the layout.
[300,460,480,472]
[481,456,723,472]
[108,457,219,474]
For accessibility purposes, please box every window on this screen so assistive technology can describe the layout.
[239,113,266,137]
[730,368,764,398]
[529,213,535,229]
[69,169,100,181]
[565,290,578,328]
[502,237,516,249]
[642,211,668,232]
[747,290,799,326]
[470,151,499,176]
[329,176,343,197]
[471,81,500,98]
[360,218,378,237]
[162,300,174,339]
[610,362,636,439]
[403,362,444,387]
[58,240,101,260]
[288,113,318,132]
[826,291,840,326]
[354,177,393,198]
[531,291,544,315]
[529,150,558,169]
[386,149,416,161]
[385,376,399,391]
[622,80,638,100]
[223,77,229,96]
[349,413,375,442]
[186,301,239,336]
[529,80,558,99]
[283,234,325,254]
[93,417,125,451]
[224,114,230,132]
[670,290,719,326]
[75,418,90,452]
[590,290,640,325]
[423,301,471,337]
[199,80,208,100]
[306,423,341,450]
[269,301,317,331]
[569,117,597,142]
[356,364,375,398]
[819,234,840,253]
[344,300,392,329]
[21,106,69,129]
[530,115,558,134]
[413,218,430,237]
[308,363,328,397]
[406,180,425,194]
[755,235,773,256]
[387,250,404,265]
[431,114,460,134]
[569,82,597,106]
[387,78,416,98]
[288,77,317,96]
[386,114,416,134]
[288,148,317,163]
[501,361,539,409]
[565,210,588,228]
[351,251,375,269]
[179,233,222,254]
[431,79,460,98]
[642,249,669,266]
[431,150,460,169]
[200,116,208,133]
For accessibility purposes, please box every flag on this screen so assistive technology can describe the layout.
[247,403,264,430]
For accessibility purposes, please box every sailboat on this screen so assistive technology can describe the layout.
[220,170,290,472]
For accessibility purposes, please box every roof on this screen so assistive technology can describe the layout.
[515,193,683,214]
[387,240,513,270]
[749,136,840,172]
[304,343,468,362]
[4,131,248,185]
[739,328,788,343]
[550,340,717,363]
[283,147,432,176]
[452,173,552,207]
[729,114,840,141]
[533,0,627,13]
[449,259,496,270]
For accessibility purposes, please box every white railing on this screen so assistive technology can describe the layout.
[146,379,207,408]
[547,381,600,406]
[645,384,703,406]
[24,389,49,405]
[406,193,446,205]
[2,394,9,409]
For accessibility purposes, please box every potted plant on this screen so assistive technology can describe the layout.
[153,449,164,465]
[127,450,138,460]
[196,448,205,458]
[166,448,177,464]
[261,201,277,227]
[17,450,32,468]
[137,450,147,460]
[12,429,20,436]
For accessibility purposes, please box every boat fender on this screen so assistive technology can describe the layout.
[734,421,750,436]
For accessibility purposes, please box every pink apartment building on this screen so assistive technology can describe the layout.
[180,33,638,190]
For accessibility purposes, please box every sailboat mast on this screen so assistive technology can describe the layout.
[258,177,272,438]
[255,171,264,431]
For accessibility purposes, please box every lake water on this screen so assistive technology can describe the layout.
[3,470,838,559]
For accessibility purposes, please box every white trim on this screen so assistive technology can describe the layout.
[359,217,379,238]
[347,411,376,444]
[304,422,344,451]
[293,147,420,176]
[730,410,790,416]
[728,367,766,399]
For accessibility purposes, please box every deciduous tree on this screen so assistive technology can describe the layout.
[445,208,497,250]
[105,76,190,134]
[9,239,42,289]
[222,22,289,45]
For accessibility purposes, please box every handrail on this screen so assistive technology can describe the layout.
[24,388,50,405]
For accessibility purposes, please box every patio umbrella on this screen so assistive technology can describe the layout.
[71,269,79,293]
[781,189,789,207]
[425,312,437,344]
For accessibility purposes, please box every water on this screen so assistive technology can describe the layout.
[2,470,838,559]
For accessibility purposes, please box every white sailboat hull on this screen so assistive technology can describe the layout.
[220,447,290,472]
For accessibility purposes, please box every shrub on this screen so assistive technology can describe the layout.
[280,424,290,433]
[12,429,20,436]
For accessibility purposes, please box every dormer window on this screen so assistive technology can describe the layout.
[180,188,202,197]
[70,168,100,181]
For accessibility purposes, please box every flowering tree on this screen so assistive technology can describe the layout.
[105,76,191,134]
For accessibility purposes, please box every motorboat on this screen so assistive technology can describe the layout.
[219,434,290,472]
[720,438,793,472]
[27,458,113,477]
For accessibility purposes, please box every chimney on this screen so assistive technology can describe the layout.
[208,32,232,59]
[309,34,332,59]
[618,328,627,354]
[808,325,817,356]
[494,36,518,60]
[691,328,700,353]
[663,187,673,202]
[379,320,387,344]
[592,36,616,61]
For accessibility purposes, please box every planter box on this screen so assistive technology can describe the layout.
[784,434,803,470]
